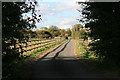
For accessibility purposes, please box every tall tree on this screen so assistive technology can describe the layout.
[59,29,66,37]
[48,25,60,37]
[48,25,58,31]
[72,24,83,39]
[66,28,72,37]
[2,2,41,79]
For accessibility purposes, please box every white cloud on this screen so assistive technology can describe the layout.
[60,17,79,25]
[56,1,79,11]
[35,4,56,15]
[58,16,80,29]
[35,0,84,16]
[60,18,74,25]
[58,25,72,29]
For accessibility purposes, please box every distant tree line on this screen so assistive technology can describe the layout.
[30,25,72,39]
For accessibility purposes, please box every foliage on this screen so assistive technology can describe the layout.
[58,29,66,37]
[47,25,60,37]
[76,40,91,58]
[24,29,37,38]
[2,2,41,79]
[72,24,88,40]
[72,24,82,39]
[2,2,41,61]
[79,2,120,66]
[66,28,72,37]
[33,27,72,39]
[35,30,52,38]
[75,39,120,77]
[48,25,59,31]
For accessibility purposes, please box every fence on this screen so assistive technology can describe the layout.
[10,38,63,55]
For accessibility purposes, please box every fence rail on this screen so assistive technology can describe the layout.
[10,38,63,55]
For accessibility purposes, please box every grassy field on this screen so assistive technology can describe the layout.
[75,39,120,78]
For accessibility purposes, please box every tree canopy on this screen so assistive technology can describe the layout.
[35,30,52,38]
[79,2,120,66]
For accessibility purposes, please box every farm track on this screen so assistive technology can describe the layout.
[28,40,114,79]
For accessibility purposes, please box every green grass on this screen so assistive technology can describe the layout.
[76,40,90,58]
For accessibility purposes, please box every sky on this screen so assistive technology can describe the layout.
[33,0,84,29]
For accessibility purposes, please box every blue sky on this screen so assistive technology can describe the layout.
[34,0,84,29]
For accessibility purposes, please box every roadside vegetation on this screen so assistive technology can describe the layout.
[75,39,120,78]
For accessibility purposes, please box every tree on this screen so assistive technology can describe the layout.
[79,2,120,66]
[72,24,83,39]
[2,2,41,79]
[48,25,58,31]
[48,25,60,37]
[35,30,52,38]
[25,29,37,38]
[66,28,72,37]
[59,29,66,37]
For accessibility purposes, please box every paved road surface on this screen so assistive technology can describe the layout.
[29,40,111,79]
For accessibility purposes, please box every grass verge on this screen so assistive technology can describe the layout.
[75,39,120,78]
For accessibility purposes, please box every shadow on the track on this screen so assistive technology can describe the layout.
[28,40,118,80]
[29,58,117,79]
[51,40,70,60]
